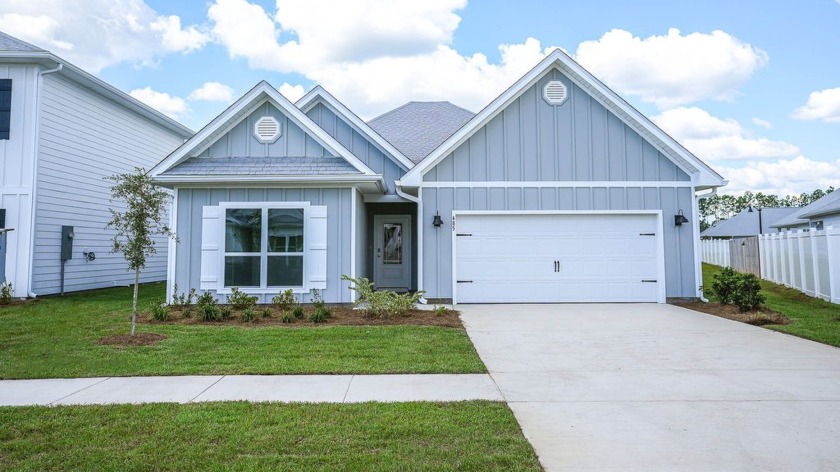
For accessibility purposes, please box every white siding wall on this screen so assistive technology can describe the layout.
[0,64,39,297]
[31,73,186,295]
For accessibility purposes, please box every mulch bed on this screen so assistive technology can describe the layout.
[98,333,168,346]
[673,301,791,326]
[141,305,463,328]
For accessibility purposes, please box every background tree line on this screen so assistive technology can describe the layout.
[699,187,835,231]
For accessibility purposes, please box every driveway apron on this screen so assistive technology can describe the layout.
[460,303,840,471]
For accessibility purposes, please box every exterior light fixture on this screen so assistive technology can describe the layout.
[674,209,689,227]
[432,212,443,228]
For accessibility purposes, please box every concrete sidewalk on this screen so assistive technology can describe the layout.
[0,374,502,406]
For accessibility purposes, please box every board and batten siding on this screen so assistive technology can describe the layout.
[200,102,331,158]
[31,73,187,295]
[306,102,406,194]
[421,186,696,299]
[0,64,38,297]
[424,69,690,183]
[174,187,354,304]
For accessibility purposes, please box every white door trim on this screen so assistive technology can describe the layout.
[451,210,667,304]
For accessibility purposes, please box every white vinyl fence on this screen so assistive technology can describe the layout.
[701,238,730,268]
[758,227,840,304]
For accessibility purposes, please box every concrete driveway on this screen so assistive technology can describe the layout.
[459,303,840,471]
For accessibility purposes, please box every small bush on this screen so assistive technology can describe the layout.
[434,305,448,317]
[150,300,169,321]
[201,304,219,322]
[0,281,12,305]
[734,273,765,312]
[228,287,258,310]
[292,304,305,319]
[220,306,233,320]
[342,275,425,318]
[309,307,328,324]
[281,311,294,323]
[271,289,296,312]
[171,284,196,311]
[241,308,256,322]
[182,306,193,318]
[261,308,273,318]
[312,289,326,310]
[710,267,740,305]
[196,291,218,308]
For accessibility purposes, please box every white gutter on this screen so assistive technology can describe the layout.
[694,187,718,302]
[394,181,426,304]
[394,181,420,203]
[27,63,63,298]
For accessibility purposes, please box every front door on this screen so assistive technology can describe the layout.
[373,215,412,291]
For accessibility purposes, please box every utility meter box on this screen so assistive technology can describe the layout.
[61,225,74,261]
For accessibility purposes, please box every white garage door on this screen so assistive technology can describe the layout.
[454,212,663,303]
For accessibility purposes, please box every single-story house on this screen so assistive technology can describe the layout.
[701,207,797,238]
[0,31,193,298]
[150,49,725,304]
[771,191,840,231]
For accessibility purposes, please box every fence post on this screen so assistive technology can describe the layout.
[827,226,839,304]
[811,229,821,299]
[758,234,766,279]
[787,231,797,289]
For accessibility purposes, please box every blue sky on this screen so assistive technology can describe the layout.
[2,0,839,195]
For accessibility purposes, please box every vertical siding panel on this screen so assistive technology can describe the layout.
[592,188,608,210]
[608,188,626,210]
[471,188,488,211]
[573,84,590,180]
[521,86,539,180]
[470,128,487,181]
[507,188,522,210]
[626,188,643,209]
[453,143,471,181]
[504,104,521,180]
[607,115,625,181]
[437,152,455,180]
[591,102,608,180]
[540,188,557,210]
[487,116,505,180]
[423,188,439,295]
[625,126,643,180]
[557,188,574,210]
[575,188,592,210]
[523,188,540,210]
[556,85,573,180]
[489,188,506,210]
[641,141,660,180]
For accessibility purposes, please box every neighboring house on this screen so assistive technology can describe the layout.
[771,191,840,231]
[701,207,797,238]
[150,49,725,305]
[0,32,193,298]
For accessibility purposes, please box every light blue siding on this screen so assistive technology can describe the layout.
[174,187,354,303]
[200,102,332,158]
[424,68,690,182]
[306,102,406,193]
[421,186,696,299]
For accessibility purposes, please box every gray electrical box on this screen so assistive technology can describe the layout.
[61,225,74,261]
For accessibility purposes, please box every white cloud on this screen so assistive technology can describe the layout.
[653,107,799,161]
[188,82,234,102]
[792,87,840,123]
[717,156,840,195]
[0,0,208,73]
[129,86,187,118]
[751,117,773,129]
[278,83,305,102]
[575,28,768,109]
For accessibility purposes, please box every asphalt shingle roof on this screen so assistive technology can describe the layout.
[163,157,360,176]
[368,101,474,164]
[771,191,840,228]
[701,207,798,238]
[0,31,45,52]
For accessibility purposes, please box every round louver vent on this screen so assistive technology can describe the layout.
[254,116,281,143]
[543,80,568,106]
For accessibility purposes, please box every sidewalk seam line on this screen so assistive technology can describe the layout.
[342,375,355,403]
[190,375,226,403]
[49,377,112,405]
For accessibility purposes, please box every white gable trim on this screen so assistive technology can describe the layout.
[149,81,377,177]
[400,50,725,190]
[297,86,415,171]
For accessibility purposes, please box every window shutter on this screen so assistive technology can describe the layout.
[200,205,221,290]
[308,205,328,289]
[0,79,11,140]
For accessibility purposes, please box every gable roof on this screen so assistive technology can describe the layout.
[150,81,382,185]
[398,49,725,189]
[0,31,192,138]
[701,207,798,238]
[771,191,840,228]
[296,85,415,171]
[368,101,474,164]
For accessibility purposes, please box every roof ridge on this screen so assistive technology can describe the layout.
[0,30,46,52]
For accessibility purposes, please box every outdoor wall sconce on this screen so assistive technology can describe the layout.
[432,211,444,228]
[674,209,689,227]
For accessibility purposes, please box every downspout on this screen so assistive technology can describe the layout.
[395,182,426,304]
[27,63,63,298]
[695,187,717,302]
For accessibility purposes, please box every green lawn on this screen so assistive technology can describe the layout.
[0,283,485,379]
[0,401,541,471]
[702,263,840,347]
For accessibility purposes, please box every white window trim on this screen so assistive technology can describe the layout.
[217,201,311,294]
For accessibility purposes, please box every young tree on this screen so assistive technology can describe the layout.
[106,168,175,335]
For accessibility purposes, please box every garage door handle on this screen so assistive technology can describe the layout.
[457,280,473,283]
[554,260,559,272]
[641,279,657,283]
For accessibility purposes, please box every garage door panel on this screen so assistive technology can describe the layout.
[454,213,662,303]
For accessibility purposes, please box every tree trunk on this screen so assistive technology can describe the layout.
[131,268,140,335]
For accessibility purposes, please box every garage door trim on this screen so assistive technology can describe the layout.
[451,210,667,304]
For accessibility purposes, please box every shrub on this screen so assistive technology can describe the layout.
[261,308,273,318]
[219,306,233,320]
[434,305,448,317]
[734,274,765,312]
[312,289,326,310]
[196,291,218,308]
[150,300,169,321]
[309,307,328,324]
[292,304,305,320]
[0,281,12,306]
[201,304,219,322]
[710,267,740,305]
[271,289,296,312]
[342,275,425,318]
[241,308,256,322]
[227,287,258,310]
[171,284,196,311]
[182,306,193,318]
[281,311,294,323]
